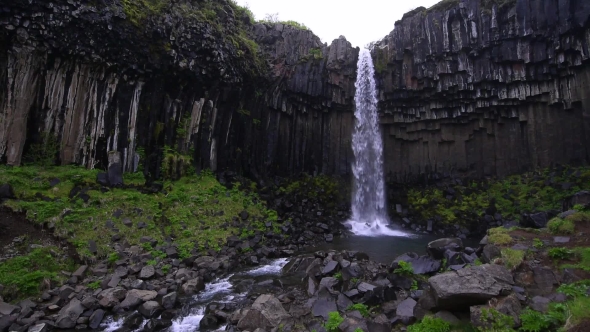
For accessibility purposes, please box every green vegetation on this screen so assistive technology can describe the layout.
[407,316,451,332]
[347,303,370,318]
[547,217,575,235]
[88,281,101,290]
[353,329,364,332]
[487,227,513,245]
[407,166,590,226]
[24,132,60,168]
[532,238,543,249]
[411,279,419,290]
[479,308,515,331]
[120,0,168,26]
[309,48,323,60]
[394,261,414,277]
[334,272,342,280]
[562,247,590,271]
[324,311,344,332]
[0,247,75,302]
[279,174,346,213]
[426,0,460,13]
[1,166,279,260]
[281,20,309,30]
[500,248,525,270]
[548,247,574,260]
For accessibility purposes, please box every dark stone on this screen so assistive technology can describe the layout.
[199,314,219,330]
[482,244,501,263]
[391,252,441,274]
[523,212,549,229]
[88,240,97,254]
[123,312,143,329]
[96,173,109,187]
[322,261,339,275]
[311,298,337,320]
[88,309,104,329]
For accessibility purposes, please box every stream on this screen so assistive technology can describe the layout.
[101,259,289,332]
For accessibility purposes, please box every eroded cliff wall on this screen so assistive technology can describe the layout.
[372,0,590,182]
[0,0,358,181]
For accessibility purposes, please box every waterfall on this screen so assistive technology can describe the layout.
[346,49,407,237]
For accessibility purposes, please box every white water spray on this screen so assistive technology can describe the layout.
[346,49,408,237]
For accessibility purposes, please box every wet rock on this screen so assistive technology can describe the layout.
[396,298,417,323]
[0,302,19,315]
[123,312,144,329]
[55,299,84,329]
[181,278,205,295]
[88,309,105,329]
[27,323,47,332]
[237,294,290,330]
[428,264,513,309]
[311,297,338,320]
[427,238,463,259]
[161,292,177,310]
[481,244,501,264]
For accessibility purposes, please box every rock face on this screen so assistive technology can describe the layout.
[0,0,589,181]
[372,0,590,180]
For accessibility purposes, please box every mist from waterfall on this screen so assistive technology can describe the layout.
[346,49,407,237]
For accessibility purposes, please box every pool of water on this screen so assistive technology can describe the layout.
[311,229,478,264]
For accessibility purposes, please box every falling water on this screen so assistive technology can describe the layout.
[346,49,407,237]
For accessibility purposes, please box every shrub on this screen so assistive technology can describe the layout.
[548,247,574,260]
[533,238,543,249]
[394,261,414,277]
[324,311,344,332]
[547,217,575,234]
[407,316,451,332]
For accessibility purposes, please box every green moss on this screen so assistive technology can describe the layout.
[487,227,513,245]
[279,174,345,213]
[500,248,525,270]
[1,165,278,260]
[533,238,544,249]
[87,281,101,290]
[548,247,574,260]
[121,0,169,26]
[562,247,590,271]
[480,308,515,331]
[407,316,451,332]
[0,247,75,302]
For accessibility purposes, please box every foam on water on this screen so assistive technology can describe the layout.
[347,49,410,237]
[243,258,288,276]
[101,316,123,332]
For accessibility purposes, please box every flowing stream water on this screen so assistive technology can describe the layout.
[101,259,289,332]
[346,49,409,237]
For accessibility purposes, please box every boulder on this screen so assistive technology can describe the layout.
[428,264,513,309]
[237,294,290,330]
[339,313,368,332]
[119,294,143,310]
[107,151,124,187]
[139,265,155,279]
[481,244,501,263]
[427,238,463,259]
[199,314,219,330]
[161,292,177,310]
[470,295,521,330]
[55,299,85,329]
[127,290,158,301]
[0,184,15,199]
[311,298,338,320]
[522,212,549,229]
[138,301,162,318]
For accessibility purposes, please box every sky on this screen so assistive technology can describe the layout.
[234,0,442,48]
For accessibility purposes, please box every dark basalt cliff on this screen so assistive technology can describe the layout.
[0,0,358,181]
[372,0,590,182]
[1,0,590,183]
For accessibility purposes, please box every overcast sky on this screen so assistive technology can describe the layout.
[234,0,442,48]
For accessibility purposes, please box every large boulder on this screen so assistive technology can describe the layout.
[55,299,85,329]
[428,264,513,310]
[181,277,205,295]
[426,238,463,259]
[522,212,549,229]
[0,184,15,199]
[237,294,290,330]
[138,301,162,318]
[391,252,441,274]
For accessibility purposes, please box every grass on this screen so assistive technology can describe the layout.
[487,227,513,245]
[324,311,344,332]
[562,247,590,271]
[500,248,525,270]
[1,166,279,260]
[0,247,75,302]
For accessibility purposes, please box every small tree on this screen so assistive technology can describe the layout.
[264,12,279,23]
